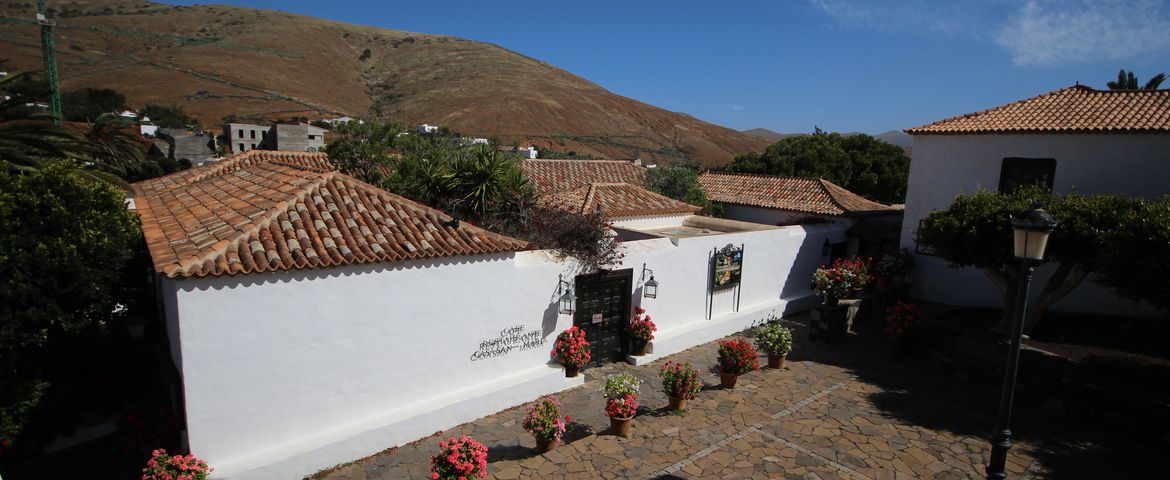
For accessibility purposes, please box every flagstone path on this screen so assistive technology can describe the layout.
[315,312,1160,480]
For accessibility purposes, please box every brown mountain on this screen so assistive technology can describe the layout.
[0,0,768,166]
[741,128,791,143]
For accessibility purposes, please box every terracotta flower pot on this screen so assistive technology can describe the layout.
[632,341,648,356]
[534,436,558,453]
[564,364,580,378]
[668,395,687,411]
[768,353,787,370]
[610,415,633,437]
[719,371,738,389]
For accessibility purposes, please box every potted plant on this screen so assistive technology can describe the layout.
[551,326,591,377]
[884,300,922,355]
[716,338,759,388]
[755,323,793,370]
[430,435,488,480]
[628,307,656,356]
[895,249,915,284]
[659,361,701,410]
[142,449,212,480]
[838,256,872,297]
[603,372,640,437]
[522,395,570,453]
[875,254,905,288]
[812,264,849,306]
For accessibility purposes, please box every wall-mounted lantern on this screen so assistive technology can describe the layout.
[641,263,659,299]
[557,274,575,315]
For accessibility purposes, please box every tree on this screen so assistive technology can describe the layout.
[916,188,1159,333]
[139,104,194,129]
[323,119,401,184]
[82,114,146,177]
[0,163,141,354]
[0,72,82,169]
[1095,197,1170,312]
[1106,69,1166,90]
[61,88,127,122]
[644,164,710,210]
[723,129,909,203]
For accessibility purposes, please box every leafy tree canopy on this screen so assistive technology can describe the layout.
[916,188,1167,331]
[723,128,909,203]
[0,163,141,354]
[139,104,194,129]
[323,119,402,184]
[644,164,710,211]
[61,88,127,122]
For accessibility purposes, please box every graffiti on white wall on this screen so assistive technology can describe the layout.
[470,325,545,361]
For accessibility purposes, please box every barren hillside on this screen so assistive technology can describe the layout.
[0,0,768,165]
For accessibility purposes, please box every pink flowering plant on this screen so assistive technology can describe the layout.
[658,361,702,400]
[429,435,488,480]
[522,395,570,442]
[142,449,212,480]
[605,394,638,419]
[551,326,591,367]
[628,307,656,343]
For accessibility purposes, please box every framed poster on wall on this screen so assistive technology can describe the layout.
[712,244,743,290]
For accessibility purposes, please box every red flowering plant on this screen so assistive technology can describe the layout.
[658,361,702,400]
[0,434,11,456]
[813,256,872,298]
[430,435,488,480]
[884,301,922,337]
[522,395,570,443]
[717,338,760,375]
[628,307,656,344]
[551,326,591,368]
[142,449,212,480]
[605,394,638,419]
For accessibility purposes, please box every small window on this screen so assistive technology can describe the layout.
[238,143,244,151]
[250,130,256,139]
[251,143,256,149]
[237,129,243,138]
[999,158,1055,193]
[308,135,318,140]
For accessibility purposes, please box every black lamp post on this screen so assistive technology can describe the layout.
[986,204,1056,480]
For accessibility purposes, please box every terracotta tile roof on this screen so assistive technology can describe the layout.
[698,172,898,216]
[519,159,646,194]
[132,151,528,278]
[906,85,1170,134]
[544,183,701,218]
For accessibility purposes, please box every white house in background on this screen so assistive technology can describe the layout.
[416,123,439,134]
[139,124,159,137]
[132,151,843,479]
[516,145,538,159]
[901,85,1170,317]
[699,172,903,257]
[118,110,138,119]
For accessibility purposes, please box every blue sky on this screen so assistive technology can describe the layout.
[168,0,1169,135]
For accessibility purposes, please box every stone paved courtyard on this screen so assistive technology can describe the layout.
[316,312,1165,480]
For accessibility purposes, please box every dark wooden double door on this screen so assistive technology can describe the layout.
[573,269,633,367]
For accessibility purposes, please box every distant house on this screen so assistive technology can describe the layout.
[901,85,1170,316]
[416,123,439,134]
[699,172,902,257]
[223,122,327,153]
[118,110,138,119]
[516,145,538,159]
[140,124,159,137]
[461,137,490,146]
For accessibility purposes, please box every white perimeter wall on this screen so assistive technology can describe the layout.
[163,222,847,479]
[900,133,1170,316]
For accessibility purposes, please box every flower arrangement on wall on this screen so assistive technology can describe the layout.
[551,326,591,369]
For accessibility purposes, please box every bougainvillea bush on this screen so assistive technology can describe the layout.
[605,394,638,419]
[884,301,922,337]
[142,449,212,480]
[755,324,793,356]
[430,435,488,480]
[628,307,656,344]
[551,326,591,367]
[659,361,702,400]
[717,338,760,375]
[522,395,570,442]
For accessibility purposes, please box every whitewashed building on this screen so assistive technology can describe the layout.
[133,152,844,479]
[900,85,1170,316]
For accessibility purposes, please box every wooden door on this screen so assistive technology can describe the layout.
[573,269,633,366]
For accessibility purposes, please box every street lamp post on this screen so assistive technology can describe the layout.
[987,205,1056,480]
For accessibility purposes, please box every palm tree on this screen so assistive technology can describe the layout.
[1106,69,1167,90]
[0,71,82,170]
[83,113,146,176]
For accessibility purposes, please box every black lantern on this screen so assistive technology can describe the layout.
[640,263,659,298]
[1010,205,1057,261]
[557,274,575,315]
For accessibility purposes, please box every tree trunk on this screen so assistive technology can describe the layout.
[1023,263,1089,335]
[981,266,1015,329]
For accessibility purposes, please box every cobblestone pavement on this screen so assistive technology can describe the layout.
[317,313,1162,480]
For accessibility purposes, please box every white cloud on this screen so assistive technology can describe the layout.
[806,0,1170,67]
[995,0,1170,67]
[730,104,745,111]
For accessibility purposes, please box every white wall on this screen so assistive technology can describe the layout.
[166,222,847,479]
[723,204,841,227]
[900,133,1170,316]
